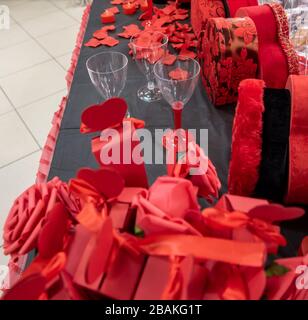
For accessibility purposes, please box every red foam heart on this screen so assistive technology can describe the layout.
[169,68,189,80]
[77,167,125,199]
[162,53,177,66]
[84,38,101,48]
[38,203,69,259]
[93,29,108,40]
[118,24,141,39]
[86,217,114,284]
[81,97,127,132]
[248,204,305,222]
[107,6,120,14]
[100,36,119,47]
[101,25,116,32]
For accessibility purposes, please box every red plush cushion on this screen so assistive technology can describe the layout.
[236,4,298,88]
[228,79,265,196]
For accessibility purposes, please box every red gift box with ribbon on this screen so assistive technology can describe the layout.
[73,217,146,299]
[80,98,148,189]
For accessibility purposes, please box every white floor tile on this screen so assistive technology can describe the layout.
[0,0,25,8]
[0,88,13,116]
[48,0,72,9]
[9,0,58,23]
[0,111,39,167]
[0,39,51,78]
[21,9,77,38]
[0,151,41,265]
[55,53,72,70]
[36,24,79,57]
[0,24,31,50]
[0,60,66,108]
[64,4,86,22]
[19,90,66,147]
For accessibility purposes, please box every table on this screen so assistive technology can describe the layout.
[47,0,307,258]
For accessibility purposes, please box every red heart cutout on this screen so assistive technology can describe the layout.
[77,167,125,199]
[2,274,46,300]
[86,217,114,284]
[38,203,69,259]
[81,97,127,133]
[248,204,305,222]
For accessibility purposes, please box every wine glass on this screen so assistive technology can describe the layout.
[154,56,200,151]
[86,51,128,99]
[130,31,168,102]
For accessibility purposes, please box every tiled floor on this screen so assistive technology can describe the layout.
[0,0,88,266]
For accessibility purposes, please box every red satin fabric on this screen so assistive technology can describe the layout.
[285,75,308,204]
[236,5,289,88]
[225,0,258,17]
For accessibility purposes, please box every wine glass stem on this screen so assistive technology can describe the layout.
[172,102,184,130]
[147,81,155,91]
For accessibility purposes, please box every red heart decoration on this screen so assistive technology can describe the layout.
[100,36,119,47]
[81,97,127,132]
[38,203,69,259]
[248,204,305,222]
[85,38,101,48]
[77,167,125,199]
[86,217,114,284]
[169,68,189,80]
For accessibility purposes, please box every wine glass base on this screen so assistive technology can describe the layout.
[137,86,161,102]
[162,129,195,153]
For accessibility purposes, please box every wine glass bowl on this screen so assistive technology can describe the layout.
[130,31,168,102]
[86,51,128,99]
[154,56,200,151]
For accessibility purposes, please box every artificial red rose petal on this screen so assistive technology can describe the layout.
[118,24,141,38]
[93,29,108,40]
[179,48,197,60]
[169,36,184,43]
[101,25,116,32]
[161,4,176,16]
[169,68,189,80]
[100,36,119,47]
[162,53,177,65]
[107,6,120,14]
[84,38,101,48]
[171,42,185,50]
[172,14,189,21]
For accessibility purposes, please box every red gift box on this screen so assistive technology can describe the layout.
[134,256,207,299]
[73,218,146,299]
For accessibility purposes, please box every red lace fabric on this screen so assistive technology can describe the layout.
[268,3,299,75]
[191,0,225,37]
[285,75,308,204]
[225,0,258,17]
[228,79,265,196]
[198,17,258,106]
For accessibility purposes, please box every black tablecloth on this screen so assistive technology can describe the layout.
[48,0,307,258]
